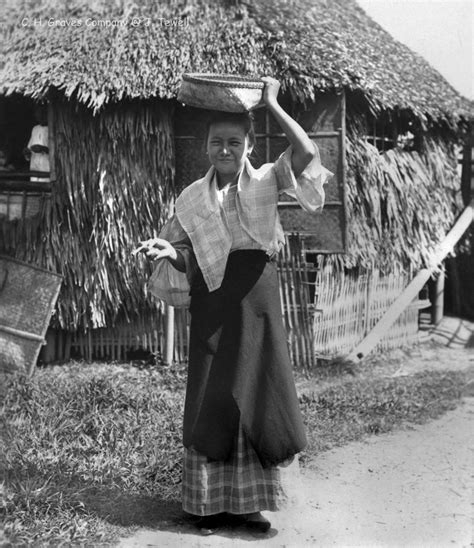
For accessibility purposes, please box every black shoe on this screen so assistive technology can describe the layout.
[195,514,224,535]
[244,512,271,533]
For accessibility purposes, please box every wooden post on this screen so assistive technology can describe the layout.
[87,330,92,362]
[446,257,462,316]
[165,304,175,365]
[347,201,474,363]
[56,328,64,361]
[40,328,56,364]
[364,270,373,336]
[432,268,445,326]
[64,331,72,361]
[47,100,56,182]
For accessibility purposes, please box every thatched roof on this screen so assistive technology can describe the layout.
[1,0,472,125]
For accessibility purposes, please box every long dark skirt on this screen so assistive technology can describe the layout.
[183,250,307,468]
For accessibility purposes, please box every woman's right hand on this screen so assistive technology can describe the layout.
[133,238,178,262]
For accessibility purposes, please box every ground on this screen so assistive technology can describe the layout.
[118,317,474,548]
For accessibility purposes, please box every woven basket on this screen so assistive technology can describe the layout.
[177,73,265,112]
[0,256,62,376]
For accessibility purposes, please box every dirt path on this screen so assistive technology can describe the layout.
[297,398,473,547]
[118,399,473,548]
[118,319,474,547]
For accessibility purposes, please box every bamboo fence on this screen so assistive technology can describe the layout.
[313,265,426,358]
[70,318,164,362]
[65,235,317,365]
[68,308,190,363]
[52,241,426,366]
[277,234,318,367]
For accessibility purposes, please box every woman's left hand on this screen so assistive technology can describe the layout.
[261,76,280,106]
[132,238,177,261]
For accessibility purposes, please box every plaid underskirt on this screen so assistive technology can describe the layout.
[182,425,300,516]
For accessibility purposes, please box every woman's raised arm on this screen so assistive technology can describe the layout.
[261,76,315,178]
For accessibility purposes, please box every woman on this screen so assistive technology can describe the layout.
[138,77,332,534]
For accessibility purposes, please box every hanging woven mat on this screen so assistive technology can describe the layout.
[177,73,265,112]
[0,255,62,376]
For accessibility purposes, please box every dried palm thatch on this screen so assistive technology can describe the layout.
[342,126,463,272]
[5,99,174,330]
[2,106,463,334]
[311,126,462,360]
[0,0,471,126]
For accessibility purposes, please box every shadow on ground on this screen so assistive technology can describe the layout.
[78,486,183,528]
[79,486,280,543]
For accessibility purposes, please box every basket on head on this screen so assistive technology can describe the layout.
[177,73,265,112]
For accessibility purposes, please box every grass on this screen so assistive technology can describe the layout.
[299,370,465,464]
[1,364,186,546]
[0,357,469,546]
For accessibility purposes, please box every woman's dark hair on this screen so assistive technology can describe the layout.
[204,111,256,148]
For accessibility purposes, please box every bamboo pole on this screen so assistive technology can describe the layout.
[165,304,175,365]
[295,237,312,367]
[282,240,295,363]
[287,243,300,365]
[64,331,72,361]
[87,330,92,362]
[57,329,64,361]
[364,271,372,336]
[0,324,45,342]
[432,267,445,326]
[347,201,474,362]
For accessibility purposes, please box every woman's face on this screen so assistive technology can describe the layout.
[206,122,252,181]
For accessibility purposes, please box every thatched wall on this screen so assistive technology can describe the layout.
[6,98,175,331]
[338,125,463,272]
[3,95,464,336]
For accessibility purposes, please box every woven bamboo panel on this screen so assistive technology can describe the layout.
[277,234,317,367]
[0,255,62,374]
[313,267,420,358]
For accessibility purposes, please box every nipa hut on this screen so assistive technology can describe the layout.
[0,0,472,366]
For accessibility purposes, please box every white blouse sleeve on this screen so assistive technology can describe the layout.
[273,141,333,213]
[147,215,196,308]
